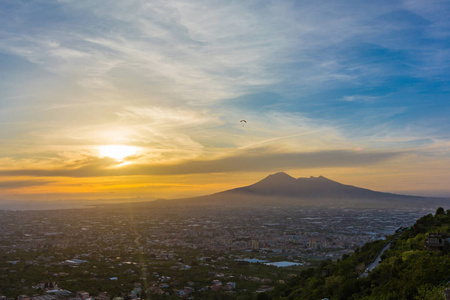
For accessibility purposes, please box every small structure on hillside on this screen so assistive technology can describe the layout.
[425,233,450,251]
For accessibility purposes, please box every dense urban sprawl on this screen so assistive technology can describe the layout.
[0,204,428,299]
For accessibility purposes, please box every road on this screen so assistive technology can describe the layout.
[359,241,391,278]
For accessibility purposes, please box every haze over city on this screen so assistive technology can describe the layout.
[1,0,450,204]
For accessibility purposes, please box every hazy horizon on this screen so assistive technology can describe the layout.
[1,1,450,204]
[1,172,450,210]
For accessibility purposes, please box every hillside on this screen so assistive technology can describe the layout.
[223,172,404,199]
[160,172,446,209]
[271,208,450,300]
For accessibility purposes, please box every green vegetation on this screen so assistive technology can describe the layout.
[272,208,450,299]
[0,246,302,299]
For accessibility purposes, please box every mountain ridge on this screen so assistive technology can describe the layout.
[215,172,402,200]
[158,172,449,209]
[103,172,450,210]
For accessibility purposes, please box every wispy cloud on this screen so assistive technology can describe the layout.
[341,95,379,102]
[0,180,54,189]
[2,0,434,104]
[0,147,405,177]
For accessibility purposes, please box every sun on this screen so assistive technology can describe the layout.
[98,145,139,161]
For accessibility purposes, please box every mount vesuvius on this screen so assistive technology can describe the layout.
[159,172,449,209]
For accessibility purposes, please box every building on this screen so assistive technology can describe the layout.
[76,292,89,300]
[425,233,449,251]
[96,293,110,300]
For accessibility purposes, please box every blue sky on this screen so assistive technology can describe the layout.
[0,0,450,201]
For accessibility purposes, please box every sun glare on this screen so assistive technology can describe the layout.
[98,145,139,161]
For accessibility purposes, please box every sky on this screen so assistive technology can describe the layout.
[1,0,450,203]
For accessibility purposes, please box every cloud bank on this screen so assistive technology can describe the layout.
[0,148,404,177]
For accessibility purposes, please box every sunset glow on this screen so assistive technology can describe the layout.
[98,145,139,161]
[0,1,450,203]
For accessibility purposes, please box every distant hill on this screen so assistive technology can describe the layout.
[222,172,403,199]
[166,172,448,208]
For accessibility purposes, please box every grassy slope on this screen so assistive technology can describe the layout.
[272,208,450,300]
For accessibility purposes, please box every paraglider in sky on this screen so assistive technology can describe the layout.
[240,120,247,126]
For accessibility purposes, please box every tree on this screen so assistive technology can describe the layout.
[255,292,270,300]
[435,207,445,216]
[414,284,445,300]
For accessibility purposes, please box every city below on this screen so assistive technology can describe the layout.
[0,201,435,299]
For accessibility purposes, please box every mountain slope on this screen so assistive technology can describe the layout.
[272,208,450,300]
[165,172,445,208]
[221,172,401,199]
